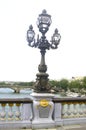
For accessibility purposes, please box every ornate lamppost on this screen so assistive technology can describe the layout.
[27,10,61,93]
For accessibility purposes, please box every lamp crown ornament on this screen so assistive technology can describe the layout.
[27,9,61,93]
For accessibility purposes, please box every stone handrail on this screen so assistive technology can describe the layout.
[53,97,86,102]
[0,98,32,103]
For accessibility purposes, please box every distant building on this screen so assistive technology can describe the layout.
[72,76,84,80]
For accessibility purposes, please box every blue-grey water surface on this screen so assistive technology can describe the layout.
[0,88,62,99]
[0,88,32,98]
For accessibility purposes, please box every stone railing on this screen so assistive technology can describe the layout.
[1,97,86,129]
[53,97,86,126]
[0,98,32,129]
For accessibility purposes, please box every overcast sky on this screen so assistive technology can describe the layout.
[0,0,86,82]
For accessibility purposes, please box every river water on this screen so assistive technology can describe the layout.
[0,88,32,99]
[0,88,62,99]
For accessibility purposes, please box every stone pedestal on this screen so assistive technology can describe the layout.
[31,93,55,128]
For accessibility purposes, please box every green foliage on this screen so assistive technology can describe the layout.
[68,80,82,92]
[49,79,69,92]
[28,81,34,86]
[0,81,34,87]
[82,76,86,89]
[49,80,60,92]
[58,79,69,91]
[49,80,58,87]
[0,82,6,85]
[15,81,34,86]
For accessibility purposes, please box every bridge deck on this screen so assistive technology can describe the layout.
[1,125,86,130]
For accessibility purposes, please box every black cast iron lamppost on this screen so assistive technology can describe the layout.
[27,9,61,93]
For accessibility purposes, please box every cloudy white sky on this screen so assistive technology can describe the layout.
[0,0,86,82]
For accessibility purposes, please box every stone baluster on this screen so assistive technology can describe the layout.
[83,102,86,117]
[67,102,74,118]
[79,102,83,117]
[15,103,21,120]
[72,102,79,118]
[62,102,69,118]
[62,102,83,118]
[62,102,86,118]
[8,103,14,120]
[81,102,85,117]
[73,102,78,118]
[1,103,6,121]
[77,102,83,117]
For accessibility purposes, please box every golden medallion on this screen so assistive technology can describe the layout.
[39,99,49,107]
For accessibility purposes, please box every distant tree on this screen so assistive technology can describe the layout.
[58,79,69,91]
[28,81,34,86]
[82,76,86,89]
[49,80,60,92]
[16,81,35,86]
[68,79,82,92]
[49,79,69,92]
[0,82,6,85]
[49,80,58,87]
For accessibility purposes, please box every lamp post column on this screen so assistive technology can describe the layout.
[27,10,61,93]
[35,36,51,93]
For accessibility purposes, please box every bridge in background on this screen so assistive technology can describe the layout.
[0,85,32,93]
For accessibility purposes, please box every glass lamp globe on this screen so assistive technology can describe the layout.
[27,25,35,43]
[52,29,61,45]
[37,9,52,34]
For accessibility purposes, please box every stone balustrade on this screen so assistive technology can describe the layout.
[53,97,86,126]
[62,101,86,118]
[0,97,86,129]
[0,98,32,129]
[0,103,22,121]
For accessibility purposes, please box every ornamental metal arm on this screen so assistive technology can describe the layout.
[27,26,61,50]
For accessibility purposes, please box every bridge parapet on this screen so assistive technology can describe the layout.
[0,98,32,129]
[53,97,86,126]
[0,97,86,129]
